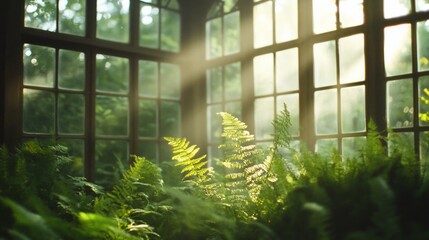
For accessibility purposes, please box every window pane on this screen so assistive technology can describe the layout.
[384,24,412,76]
[225,101,242,119]
[341,86,366,133]
[95,96,129,136]
[254,53,274,96]
[419,76,429,126]
[255,97,274,140]
[95,140,129,188]
[160,101,180,137]
[388,132,414,155]
[417,20,429,72]
[23,89,55,133]
[59,0,86,36]
[207,67,223,103]
[387,79,413,128]
[139,99,158,137]
[384,0,411,19]
[314,41,337,88]
[420,132,429,168]
[207,104,222,143]
[416,0,429,12]
[277,94,299,136]
[160,63,180,99]
[224,12,240,55]
[313,0,336,34]
[315,89,338,135]
[58,93,85,134]
[59,50,85,90]
[23,44,55,88]
[275,0,298,42]
[139,60,158,97]
[223,0,238,12]
[254,1,273,48]
[206,18,222,59]
[342,137,365,159]
[138,141,158,162]
[96,54,129,93]
[96,0,130,43]
[339,0,363,28]
[339,34,365,84]
[161,9,180,52]
[58,139,84,176]
[225,62,241,100]
[25,0,56,31]
[316,138,338,155]
[276,48,299,92]
[140,3,159,48]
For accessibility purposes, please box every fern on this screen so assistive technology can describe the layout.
[164,137,213,187]
[94,156,167,239]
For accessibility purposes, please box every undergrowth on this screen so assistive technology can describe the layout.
[2,104,429,239]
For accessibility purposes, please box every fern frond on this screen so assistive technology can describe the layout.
[165,137,213,189]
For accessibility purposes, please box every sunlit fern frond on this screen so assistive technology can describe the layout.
[165,137,213,188]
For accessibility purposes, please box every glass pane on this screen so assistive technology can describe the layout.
[419,76,429,126]
[416,0,429,11]
[95,96,129,136]
[417,20,429,72]
[207,67,222,103]
[25,0,56,31]
[161,9,180,52]
[206,18,222,59]
[95,140,129,189]
[139,99,158,137]
[276,48,299,92]
[255,97,275,140]
[224,0,238,12]
[314,41,337,88]
[58,93,85,134]
[96,0,130,43]
[339,0,363,28]
[254,53,274,96]
[316,138,338,155]
[313,0,337,34]
[384,0,411,18]
[59,0,86,36]
[139,60,158,97]
[225,62,241,100]
[342,137,365,160]
[387,79,413,128]
[58,139,84,176]
[275,0,298,42]
[384,24,412,76]
[420,132,429,169]
[341,86,366,133]
[224,12,240,55]
[160,63,180,99]
[277,94,300,136]
[59,50,85,90]
[23,44,55,87]
[207,104,222,143]
[254,1,273,48]
[388,132,414,155]
[225,101,242,119]
[160,101,180,137]
[140,3,159,48]
[315,89,338,135]
[339,34,365,84]
[96,54,129,93]
[23,89,55,133]
[138,141,158,162]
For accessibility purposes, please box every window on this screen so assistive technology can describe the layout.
[21,0,181,188]
[205,0,429,162]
